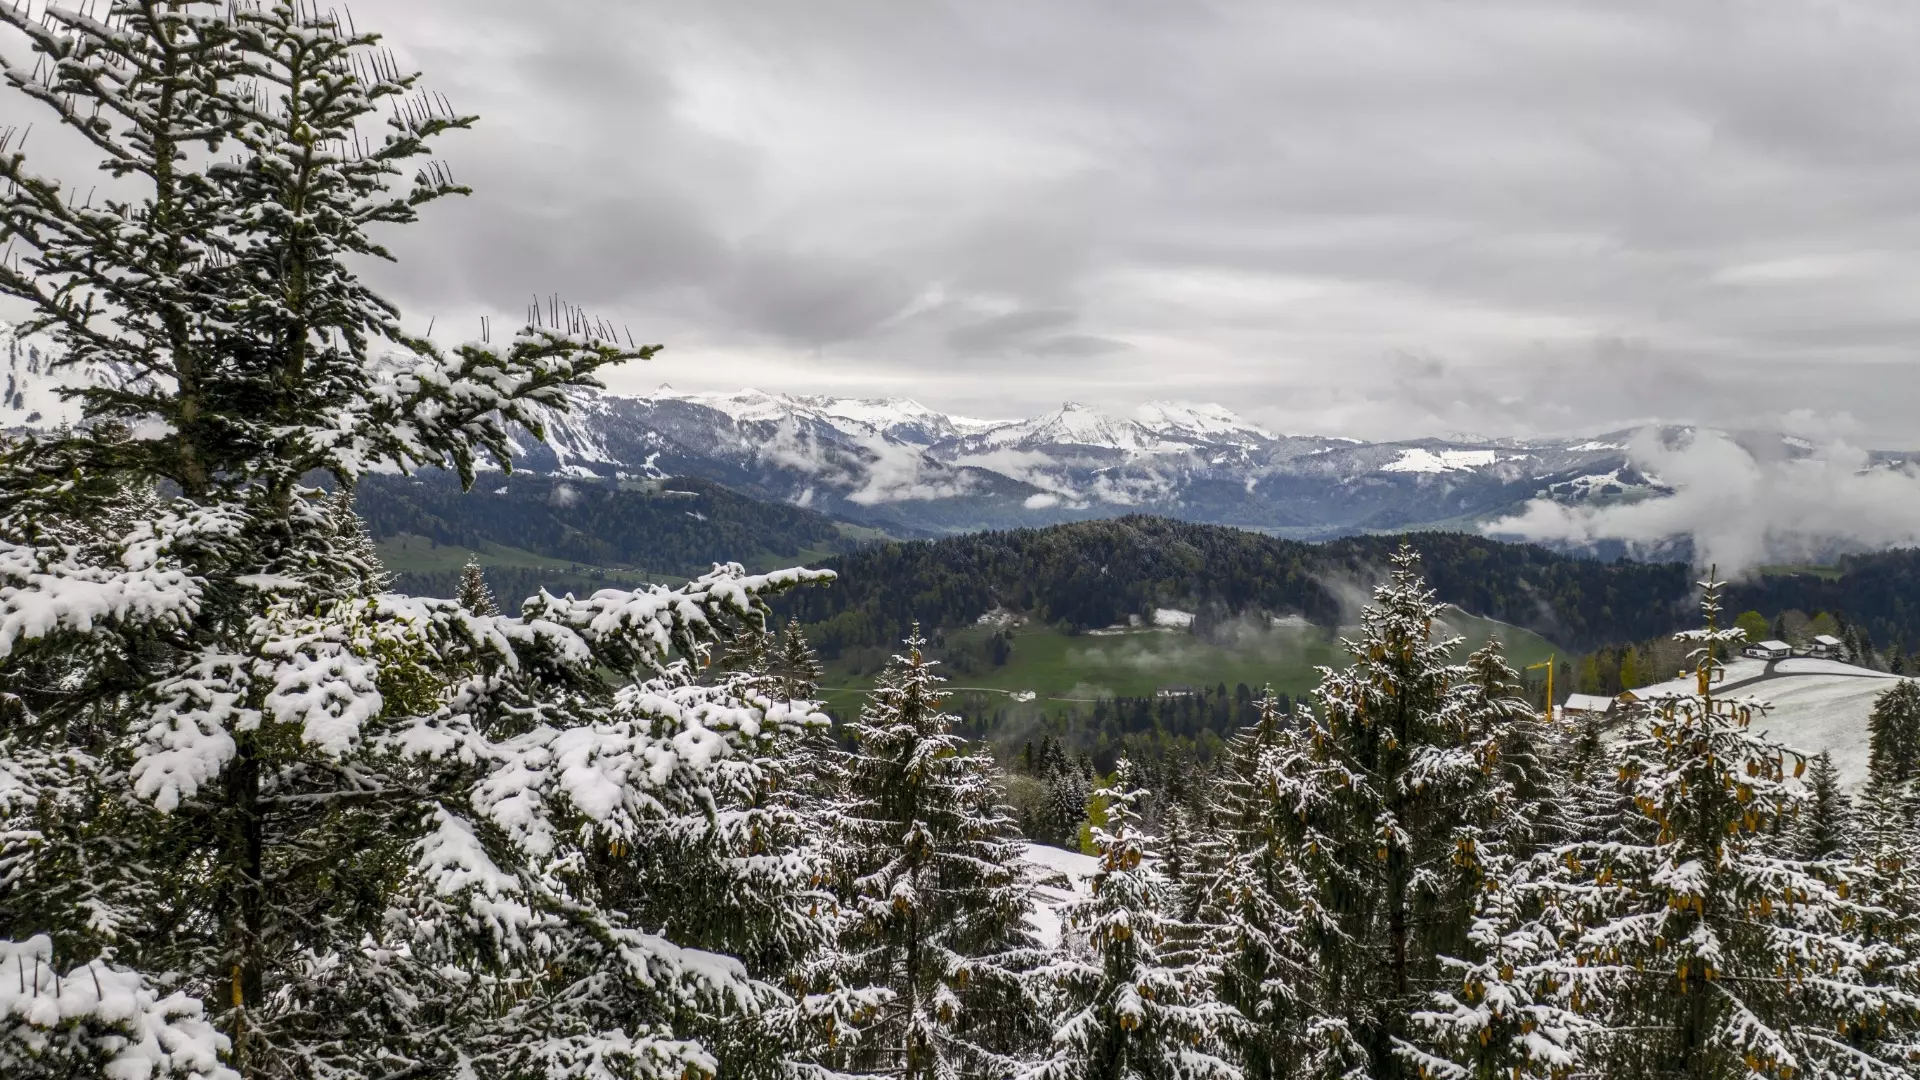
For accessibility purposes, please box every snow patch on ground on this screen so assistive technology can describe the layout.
[1634,658,1769,694]
[1024,841,1100,881]
[1774,658,1898,679]
[1021,843,1100,950]
[1748,676,1907,786]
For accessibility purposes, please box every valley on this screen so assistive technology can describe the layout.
[813,603,1560,727]
[342,476,1920,778]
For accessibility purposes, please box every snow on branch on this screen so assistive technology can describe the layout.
[333,328,660,487]
[0,936,238,1080]
[0,540,200,660]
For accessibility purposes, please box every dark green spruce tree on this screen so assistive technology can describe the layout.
[1194,689,1316,1080]
[834,630,1044,1077]
[0,4,841,1078]
[1021,762,1242,1080]
[1869,680,1920,787]
[779,615,825,704]
[1796,751,1851,862]
[1245,548,1541,1079]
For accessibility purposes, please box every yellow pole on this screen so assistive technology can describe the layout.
[1526,655,1556,722]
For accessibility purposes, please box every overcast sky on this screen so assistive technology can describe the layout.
[89,2,1920,441]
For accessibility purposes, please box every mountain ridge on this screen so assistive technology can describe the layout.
[8,321,1916,543]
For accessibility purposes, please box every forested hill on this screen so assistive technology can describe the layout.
[1726,549,1920,654]
[775,515,1695,658]
[1320,532,1694,649]
[358,471,1920,657]
[357,470,855,588]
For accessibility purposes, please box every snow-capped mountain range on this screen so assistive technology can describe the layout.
[4,323,1908,539]
[491,384,1687,537]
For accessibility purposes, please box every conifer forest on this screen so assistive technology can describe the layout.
[3,5,1920,1080]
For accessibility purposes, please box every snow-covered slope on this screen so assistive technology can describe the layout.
[1021,842,1100,949]
[1134,401,1276,445]
[965,402,1177,453]
[1379,448,1498,473]
[640,386,995,446]
[1630,662,1908,787]
[1,324,94,429]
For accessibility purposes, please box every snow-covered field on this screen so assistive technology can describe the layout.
[1631,660,1907,786]
[1021,843,1099,949]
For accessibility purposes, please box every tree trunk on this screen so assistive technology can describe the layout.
[223,732,266,1076]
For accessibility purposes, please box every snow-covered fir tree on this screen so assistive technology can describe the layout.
[1849,772,1920,1073]
[1023,762,1243,1080]
[1398,645,1591,1080]
[1244,547,1534,1079]
[762,621,849,817]
[835,630,1044,1077]
[0,5,846,1077]
[1456,639,1568,858]
[779,616,825,704]
[1471,576,1920,1080]
[1195,691,1320,1080]
[1371,634,1576,1080]
[456,556,501,616]
[326,488,393,596]
[1797,751,1852,862]
[603,629,886,1078]
[1870,681,1920,787]
[731,627,888,1075]
[1157,800,1204,925]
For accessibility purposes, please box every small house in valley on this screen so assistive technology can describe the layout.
[1561,693,1619,719]
[1744,639,1792,661]
[1802,634,1844,660]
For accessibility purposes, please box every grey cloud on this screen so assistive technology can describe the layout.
[716,247,917,344]
[256,1,1920,443]
[944,310,1129,361]
[1031,335,1130,358]
[946,310,1075,353]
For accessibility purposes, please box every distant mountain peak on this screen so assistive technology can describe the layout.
[1134,400,1276,443]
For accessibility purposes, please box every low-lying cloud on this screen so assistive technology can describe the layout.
[757,420,974,505]
[1487,428,1920,575]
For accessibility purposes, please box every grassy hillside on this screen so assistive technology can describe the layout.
[815,607,1560,716]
